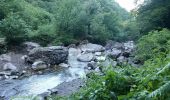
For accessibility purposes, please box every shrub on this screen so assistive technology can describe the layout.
[0,13,29,45]
[135,28,170,62]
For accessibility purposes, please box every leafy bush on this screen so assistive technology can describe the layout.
[135,28,170,62]
[0,14,29,45]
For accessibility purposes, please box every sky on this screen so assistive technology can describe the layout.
[115,0,137,11]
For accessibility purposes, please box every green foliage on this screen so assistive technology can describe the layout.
[0,13,29,45]
[137,0,170,33]
[135,29,170,62]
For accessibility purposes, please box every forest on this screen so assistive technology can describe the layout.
[0,0,170,100]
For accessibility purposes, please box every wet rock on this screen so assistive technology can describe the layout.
[77,53,94,62]
[87,61,97,70]
[95,52,102,56]
[38,91,51,100]
[0,71,11,76]
[9,76,19,79]
[49,88,58,95]
[59,63,70,68]
[3,63,17,72]
[32,61,48,70]
[28,46,68,65]
[95,56,106,62]
[80,43,105,53]
[23,42,40,52]
[0,54,11,62]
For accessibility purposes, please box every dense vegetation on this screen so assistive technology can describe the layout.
[0,0,133,46]
[1,0,170,99]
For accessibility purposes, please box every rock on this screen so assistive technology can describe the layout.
[77,53,94,62]
[32,61,48,70]
[113,42,124,50]
[59,63,70,68]
[117,56,127,63]
[3,63,17,72]
[95,56,106,61]
[68,44,76,48]
[105,40,116,50]
[38,91,51,100]
[0,71,11,76]
[23,42,40,52]
[95,52,102,56]
[0,54,11,62]
[123,41,135,53]
[28,46,68,65]
[48,88,58,95]
[79,40,89,45]
[107,48,122,59]
[9,76,18,79]
[80,43,105,53]
[87,61,97,70]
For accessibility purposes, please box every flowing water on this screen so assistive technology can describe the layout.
[0,48,87,99]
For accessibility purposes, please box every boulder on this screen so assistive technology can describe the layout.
[95,52,102,56]
[87,61,97,70]
[3,63,17,72]
[117,56,127,63]
[77,53,94,62]
[80,43,105,53]
[0,54,11,62]
[32,61,48,70]
[107,48,122,59]
[28,46,68,65]
[95,56,106,62]
[59,63,70,68]
[123,41,135,53]
[23,42,40,52]
[113,42,124,50]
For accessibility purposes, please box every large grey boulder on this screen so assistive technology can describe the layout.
[80,43,105,53]
[77,53,94,62]
[28,46,68,65]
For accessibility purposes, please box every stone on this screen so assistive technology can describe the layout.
[123,41,135,53]
[95,52,102,56]
[28,46,68,65]
[32,61,48,70]
[117,56,127,63]
[68,44,76,48]
[87,61,97,70]
[77,53,94,62]
[95,56,106,61]
[107,48,122,59]
[59,63,70,68]
[48,88,58,95]
[105,40,116,50]
[23,42,40,52]
[80,43,105,53]
[0,54,11,62]
[3,63,17,72]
